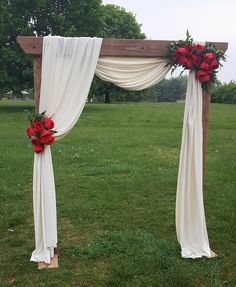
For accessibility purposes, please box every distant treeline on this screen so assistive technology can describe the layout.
[2,76,236,104]
[212,82,236,104]
[89,76,236,104]
[89,75,188,103]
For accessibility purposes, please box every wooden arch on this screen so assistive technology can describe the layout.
[17,36,228,268]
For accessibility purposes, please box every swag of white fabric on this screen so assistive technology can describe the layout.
[96,57,170,91]
[30,36,213,264]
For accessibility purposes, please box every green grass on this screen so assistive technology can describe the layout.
[0,101,235,287]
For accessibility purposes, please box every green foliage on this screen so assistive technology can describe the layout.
[150,76,187,102]
[212,81,236,104]
[0,0,103,95]
[0,101,236,286]
[90,76,187,103]
[99,4,145,39]
[24,110,45,124]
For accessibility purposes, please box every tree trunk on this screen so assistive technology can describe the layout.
[104,92,110,103]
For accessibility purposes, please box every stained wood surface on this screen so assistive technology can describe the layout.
[17,36,228,57]
[33,56,42,112]
[38,255,58,269]
[38,248,58,269]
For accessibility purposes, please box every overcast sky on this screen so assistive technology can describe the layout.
[102,0,236,83]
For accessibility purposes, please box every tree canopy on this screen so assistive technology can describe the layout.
[1,0,107,96]
[212,81,236,104]
[99,4,145,39]
[2,1,145,96]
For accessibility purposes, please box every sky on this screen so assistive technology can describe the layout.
[102,0,236,83]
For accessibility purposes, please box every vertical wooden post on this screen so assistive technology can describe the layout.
[33,56,42,112]
[202,86,211,191]
[202,87,217,257]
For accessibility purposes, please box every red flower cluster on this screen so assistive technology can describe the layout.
[174,44,219,84]
[26,116,56,153]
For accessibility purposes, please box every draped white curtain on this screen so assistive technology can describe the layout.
[31,36,102,263]
[30,36,212,264]
[176,71,212,258]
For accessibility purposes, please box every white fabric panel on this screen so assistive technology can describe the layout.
[96,57,170,91]
[176,71,212,258]
[31,36,102,264]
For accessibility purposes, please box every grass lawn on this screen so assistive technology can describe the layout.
[0,101,235,287]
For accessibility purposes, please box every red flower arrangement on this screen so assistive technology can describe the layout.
[167,31,226,87]
[26,111,57,153]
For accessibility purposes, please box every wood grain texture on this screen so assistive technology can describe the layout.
[33,56,42,112]
[38,255,58,269]
[17,36,228,57]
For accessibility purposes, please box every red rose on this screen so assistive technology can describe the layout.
[46,136,54,145]
[45,118,54,130]
[40,130,54,145]
[177,57,188,65]
[199,63,210,71]
[196,70,211,83]
[191,54,198,65]
[26,127,35,137]
[204,53,215,63]
[31,138,40,146]
[176,47,187,56]
[199,74,211,83]
[185,44,193,55]
[209,59,219,70]
[194,44,204,54]
[34,144,44,154]
[183,60,193,70]
[196,55,203,65]
[34,121,44,133]
[196,70,207,78]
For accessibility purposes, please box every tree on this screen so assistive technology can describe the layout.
[0,2,32,96]
[143,76,187,103]
[0,0,103,96]
[0,1,145,99]
[99,4,145,39]
[212,81,236,104]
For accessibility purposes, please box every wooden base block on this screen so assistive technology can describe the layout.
[210,250,217,258]
[38,254,58,269]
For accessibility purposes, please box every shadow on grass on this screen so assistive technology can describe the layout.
[0,105,34,114]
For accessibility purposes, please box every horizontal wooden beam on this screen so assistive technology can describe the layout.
[16,36,228,57]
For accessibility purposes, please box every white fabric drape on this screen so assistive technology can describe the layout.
[96,57,170,90]
[31,36,102,263]
[176,71,212,258]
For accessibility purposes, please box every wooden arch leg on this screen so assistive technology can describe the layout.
[202,87,217,258]
[33,56,42,113]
